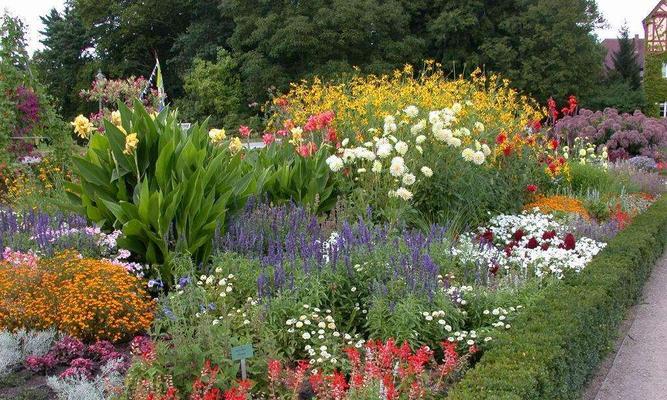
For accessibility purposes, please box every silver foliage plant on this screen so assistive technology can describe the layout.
[0,329,57,377]
[46,358,125,400]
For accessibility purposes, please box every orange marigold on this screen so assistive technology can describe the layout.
[0,251,154,342]
[524,195,590,220]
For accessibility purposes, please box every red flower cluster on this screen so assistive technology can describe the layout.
[297,142,318,157]
[526,184,538,193]
[267,339,464,400]
[145,360,251,400]
[304,111,334,132]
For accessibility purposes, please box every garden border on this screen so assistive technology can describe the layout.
[447,196,667,399]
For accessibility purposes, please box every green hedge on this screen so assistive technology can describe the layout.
[448,196,667,399]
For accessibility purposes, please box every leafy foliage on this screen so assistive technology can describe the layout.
[66,102,266,273]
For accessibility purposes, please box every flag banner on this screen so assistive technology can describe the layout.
[156,58,166,111]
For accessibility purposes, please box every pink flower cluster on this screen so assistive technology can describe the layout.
[24,336,129,378]
[2,247,39,268]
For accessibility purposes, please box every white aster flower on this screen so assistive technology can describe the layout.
[402,173,416,186]
[376,142,393,158]
[404,105,419,118]
[472,151,486,165]
[394,187,413,201]
[462,148,475,162]
[395,141,408,155]
[421,166,433,177]
[326,155,344,172]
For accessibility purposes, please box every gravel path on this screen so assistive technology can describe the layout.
[588,251,667,400]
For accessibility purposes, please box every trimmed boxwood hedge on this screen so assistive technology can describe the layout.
[447,196,667,399]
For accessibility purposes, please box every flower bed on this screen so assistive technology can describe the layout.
[447,196,667,399]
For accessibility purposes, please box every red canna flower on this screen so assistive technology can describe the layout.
[495,132,507,145]
[296,142,318,157]
[526,184,538,193]
[238,125,252,138]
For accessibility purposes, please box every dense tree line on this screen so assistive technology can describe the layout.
[34,0,606,125]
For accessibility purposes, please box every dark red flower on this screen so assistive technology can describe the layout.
[562,233,576,250]
[512,229,525,241]
[526,184,538,193]
[495,132,507,145]
[525,237,539,249]
[480,229,494,243]
[542,230,556,240]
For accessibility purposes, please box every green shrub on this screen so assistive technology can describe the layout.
[66,101,266,277]
[447,196,667,399]
[568,162,621,195]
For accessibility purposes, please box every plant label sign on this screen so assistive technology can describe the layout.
[231,344,254,361]
[231,344,254,380]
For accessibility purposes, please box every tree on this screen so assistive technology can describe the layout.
[76,0,195,98]
[611,24,642,90]
[33,4,94,119]
[168,0,234,80]
[176,49,243,128]
[224,0,427,103]
[478,0,605,101]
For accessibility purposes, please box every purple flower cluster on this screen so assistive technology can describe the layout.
[0,208,146,276]
[217,200,450,299]
[555,108,667,161]
[11,85,40,157]
[24,336,129,377]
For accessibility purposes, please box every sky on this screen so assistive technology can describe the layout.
[0,0,662,55]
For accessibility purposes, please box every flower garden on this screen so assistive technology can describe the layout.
[1,61,667,400]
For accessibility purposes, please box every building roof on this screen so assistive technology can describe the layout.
[601,37,645,71]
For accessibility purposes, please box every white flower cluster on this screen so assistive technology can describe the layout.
[482,306,521,330]
[445,329,487,346]
[325,103,490,202]
[285,305,362,366]
[421,310,453,332]
[197,270,237,298]
[453,210,606,278]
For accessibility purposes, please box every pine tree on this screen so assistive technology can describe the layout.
[612,24,642,90]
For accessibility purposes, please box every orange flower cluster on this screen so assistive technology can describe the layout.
[524,195,590,220]
[0,251,154,342]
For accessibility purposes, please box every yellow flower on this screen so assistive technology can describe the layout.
[208,128,227,145]
[228,137,243,154]
[289,127,303,145]
[124,133,139,155]
[110,110,122,127]
[117,125,127,135]
[70,115,95,139]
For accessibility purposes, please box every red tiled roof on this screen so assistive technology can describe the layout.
[602,37,645,71]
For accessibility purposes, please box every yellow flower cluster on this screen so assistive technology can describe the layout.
[70,114,95,139]
[0,251,154,342]
[270,62,544,140]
